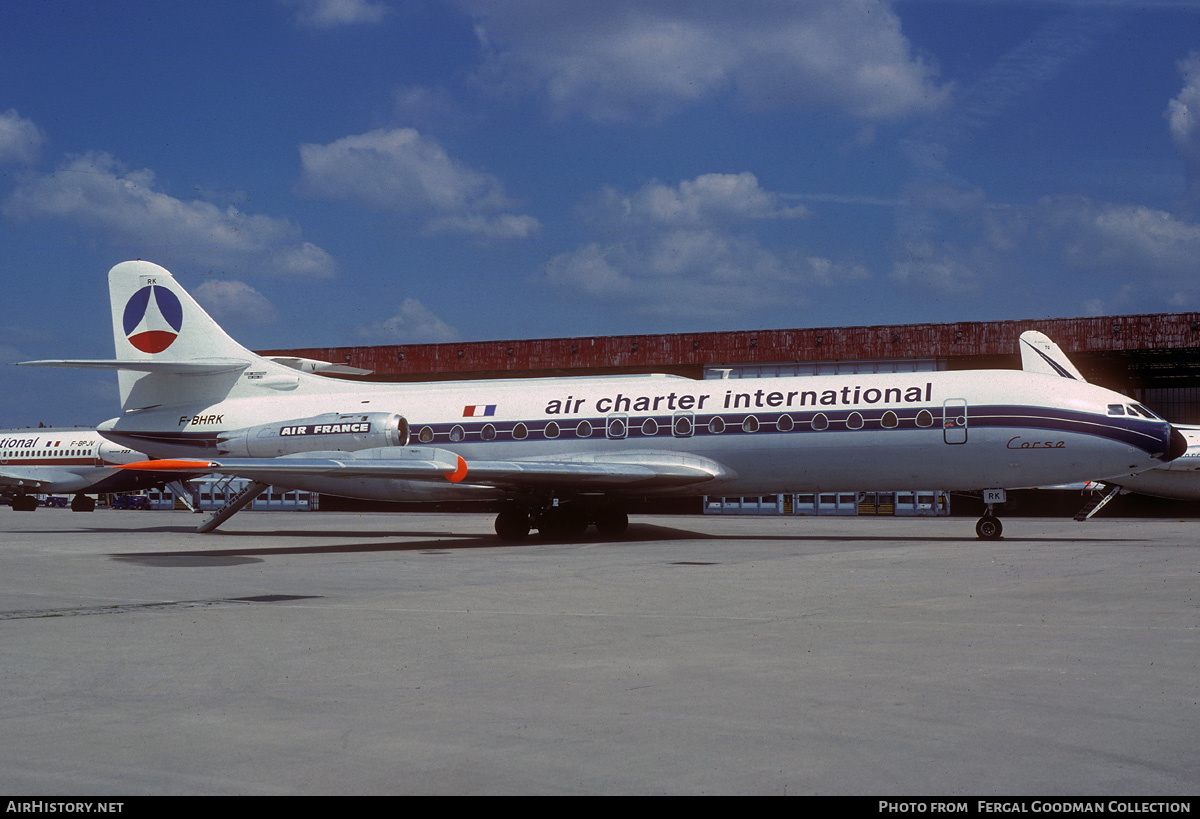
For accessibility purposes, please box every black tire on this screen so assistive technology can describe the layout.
[494,506,531,540]
[975,515,1003,540]
[594,506,629,538]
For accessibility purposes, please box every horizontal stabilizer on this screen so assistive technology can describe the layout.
[18,358,250,374]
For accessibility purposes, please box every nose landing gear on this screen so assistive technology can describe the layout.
[975,512,1003,540]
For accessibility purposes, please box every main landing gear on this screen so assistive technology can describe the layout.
[10,494,37,511]
[494,501,629,542]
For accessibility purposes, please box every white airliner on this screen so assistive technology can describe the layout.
[1018,330,1200,509]
[0,427,165,510]
[20,261,1187,539]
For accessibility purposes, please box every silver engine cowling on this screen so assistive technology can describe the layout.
[216,412,410,457]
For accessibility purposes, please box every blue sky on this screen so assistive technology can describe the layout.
[3,0,1200,427]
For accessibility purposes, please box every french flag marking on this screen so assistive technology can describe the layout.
[463,405,496,417]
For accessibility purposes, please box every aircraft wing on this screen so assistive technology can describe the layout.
[118,446,734,491]
[0,466,70,489]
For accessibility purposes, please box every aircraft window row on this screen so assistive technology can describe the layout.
[415,408,947,443]
[3,450,92,458]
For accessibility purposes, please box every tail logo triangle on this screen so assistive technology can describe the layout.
[123,285,183,353]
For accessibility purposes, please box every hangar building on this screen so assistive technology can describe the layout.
[264,312,1200,421]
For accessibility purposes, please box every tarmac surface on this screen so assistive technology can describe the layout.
[0,507,1196,795]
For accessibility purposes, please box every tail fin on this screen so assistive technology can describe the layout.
[1018,330,1086,381]
[23,260,319,412]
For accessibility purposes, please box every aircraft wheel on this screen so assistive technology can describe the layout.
[975,515,1003,540]
[495,506,531,540]
[71,494,96,512]
[594,506,629,538]
[12,495,37,512]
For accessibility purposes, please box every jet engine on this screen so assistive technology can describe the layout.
[216,412,410,457]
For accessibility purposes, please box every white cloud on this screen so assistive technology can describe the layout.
[193,280,281,325]
[591,173,809,228]
[0,109,45,166]
[281,0,390,28]
[464,0,949,121]
[298,128,540,239]
[545,229,868,318]
[1043,197,1200,274]
[4,152,336,278]
[1167,51,1200,197]
[545,172,866,317]
[358,298,460,343]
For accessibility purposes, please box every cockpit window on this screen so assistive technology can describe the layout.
[1126,404,1162,420]
[1107,404,1125,416]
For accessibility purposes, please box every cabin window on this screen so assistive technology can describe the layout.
[544,421,560,439]
[742,416,759,433]
[846,412,864,430]
[481,424,497,441]
[607,416,627,439]
[881,410,899,428]
[418,426,434,443]
[777,414,794,432]
[915,409,934,428]
[641,418,658,436]
[449,425,465,442]
[811,413,829,431]
[576,420,593,438]
[673,414,693,437]
[512,423,528,440]
[708,416,725,434]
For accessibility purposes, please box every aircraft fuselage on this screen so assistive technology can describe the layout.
[98,368,1177,501]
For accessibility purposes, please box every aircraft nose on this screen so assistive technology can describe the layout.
[1160,426,1189,462]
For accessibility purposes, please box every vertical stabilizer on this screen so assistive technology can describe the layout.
[1018,330,1086,382]
[106,261,312,411]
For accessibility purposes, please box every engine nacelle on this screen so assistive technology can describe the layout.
[216,412,410,457]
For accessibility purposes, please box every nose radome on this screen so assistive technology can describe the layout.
[1162,426,1189,462]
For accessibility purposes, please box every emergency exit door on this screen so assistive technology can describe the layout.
[943,398,968,444]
